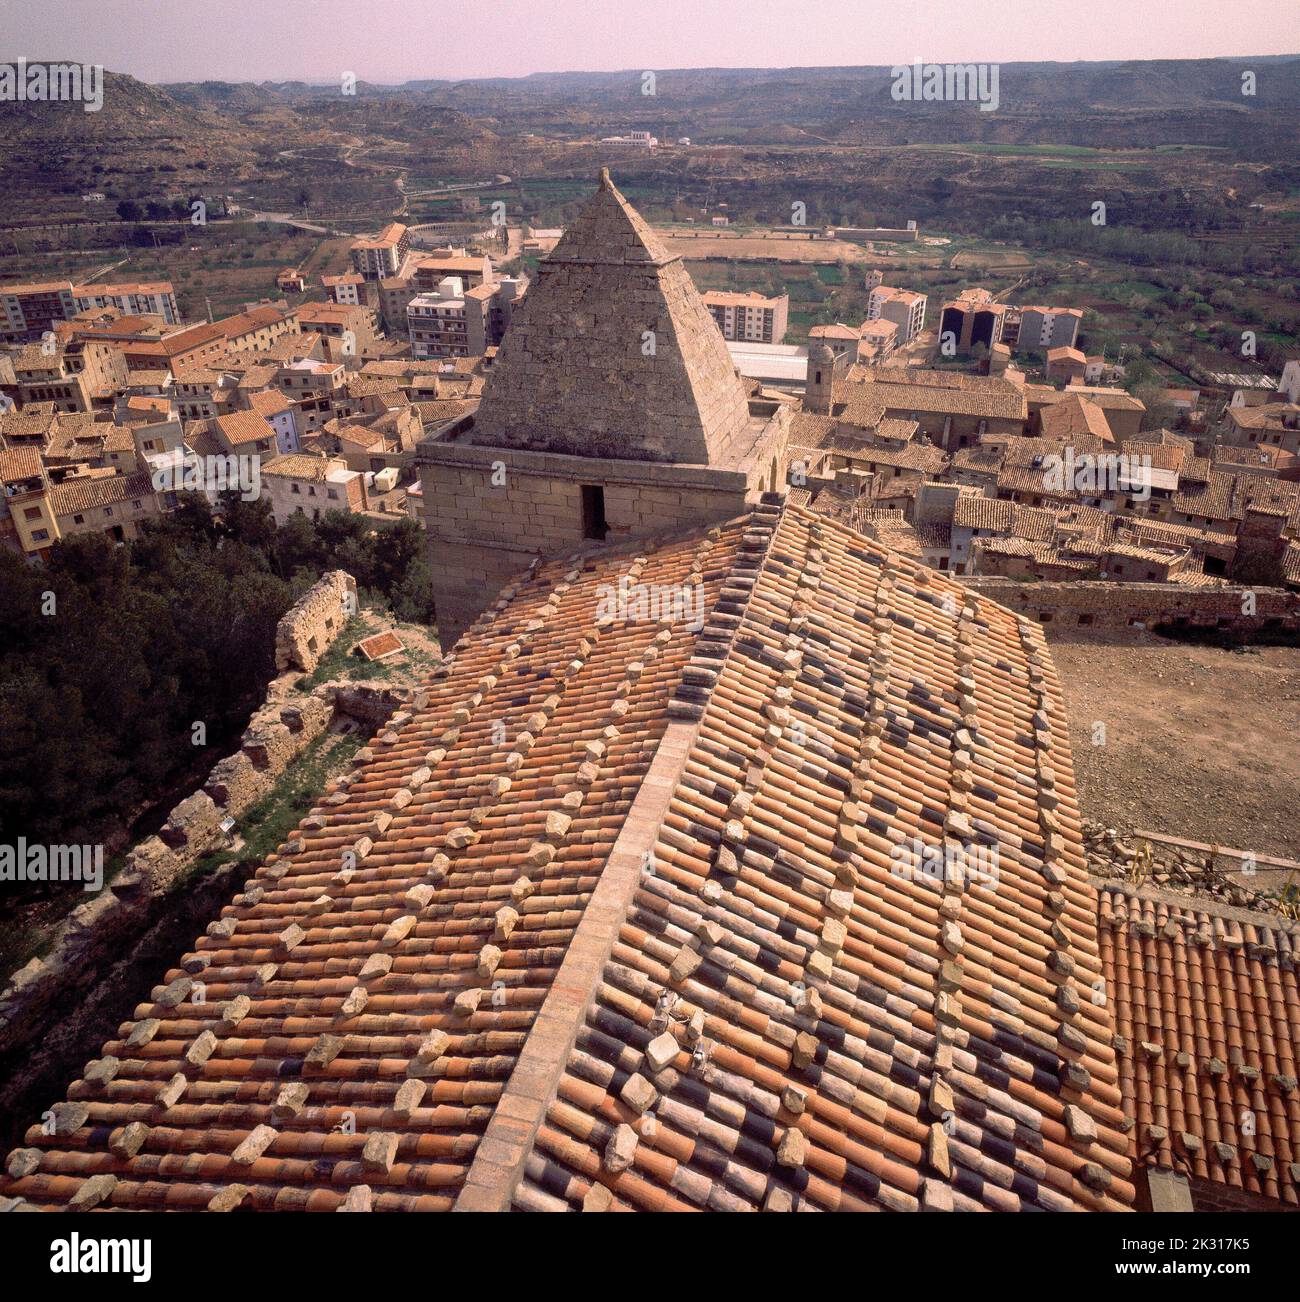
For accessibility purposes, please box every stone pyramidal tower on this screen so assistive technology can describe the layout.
[470,168,753,464]
[419,170,791,645]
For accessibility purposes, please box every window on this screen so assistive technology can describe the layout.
[22,506,40,520]
[73,514,84,524]
[291,483,300,494]
[327,489,338,500]
[32,529,49,541]
[580,484,608,541]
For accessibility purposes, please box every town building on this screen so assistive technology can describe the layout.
[411,254,495,294]
[0,280,77,342]
[1011,305,1083,353]
[71,281,179,324]
[295,302,379,363]
[937,288,1006,354]
[405,277,519,360]
[702,290,789,344]
[866,285,927,345]
[322,273,366,306]
[217,303,301,354]
[349,222,411,280]
[259,453,365,523]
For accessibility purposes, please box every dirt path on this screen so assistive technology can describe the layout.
[1050,636,1300,860]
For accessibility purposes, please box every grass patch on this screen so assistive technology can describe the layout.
[185,729,363,880]
[294,616,367,691]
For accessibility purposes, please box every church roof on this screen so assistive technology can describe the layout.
[2,501,1138,1213]
[466,170,753,467]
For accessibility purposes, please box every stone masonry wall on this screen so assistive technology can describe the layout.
[274,570,357,673]
[421,455,755,645]
[960,577,1300,640]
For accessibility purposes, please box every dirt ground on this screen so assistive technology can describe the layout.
[1050,635,1300,860]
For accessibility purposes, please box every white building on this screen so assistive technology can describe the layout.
[407,278,469,359]
[867,286,927,345]
[72,281,179,324]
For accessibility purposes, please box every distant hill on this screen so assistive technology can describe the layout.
[2,57,1296,229]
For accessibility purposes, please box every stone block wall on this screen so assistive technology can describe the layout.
[419,443,776,645]
[960,577,1300,640]
[274,570,357,673]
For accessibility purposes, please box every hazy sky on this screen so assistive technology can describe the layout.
[5,0,1298,84]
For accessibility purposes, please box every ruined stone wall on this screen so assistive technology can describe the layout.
[960,577,1300,639]
[0,673,409,1129]
[274,570,357,673]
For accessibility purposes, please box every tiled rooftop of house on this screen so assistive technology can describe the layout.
[3,500,1151,1213]
[47,469,155,517]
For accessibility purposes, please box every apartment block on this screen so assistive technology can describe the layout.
[412,254,495,294]
[0,281,77,342]
[866,286,927,345]
[1015,305,1083,353]
[938,289,1006,354]
[71,281,179,324]
[407,277,521,359]
[322,273,366,306]
[702,291,789,344]
[349,223,410,280]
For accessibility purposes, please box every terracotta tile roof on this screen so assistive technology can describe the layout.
[1099,885,1300,1204]
[0,404,58,442]
[215,410,277,449]
[952,494,1014,533]
[1012,505,1063,542]
[247,389,292,419]
[261,454,344,483]
[415,399,479,426]
[1029,385,1144,414]
[508,504,1131,1211]
[1224,402,1300,432]
[103,426,137,453]
[1171,471,1242,523]
[839,375,1027,425]
[1039,395,1115,446]
[1120,519,1237,553]
[822,432,947,474]
[997,464,1082,500]
[950,443,1005,476]
[0,445,44,483]
[2,503,1138,1213]
[1120,440,1191,474]
[47,470,155,517]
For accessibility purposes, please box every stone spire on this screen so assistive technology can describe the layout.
[467,170,752,465]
